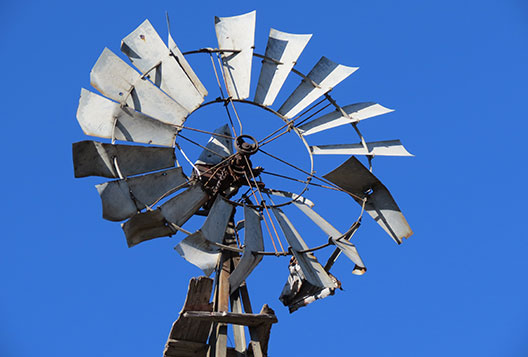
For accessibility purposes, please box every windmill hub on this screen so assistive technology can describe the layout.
[235,134,259,156]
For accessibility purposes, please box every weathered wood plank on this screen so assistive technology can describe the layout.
[182,311,277,327]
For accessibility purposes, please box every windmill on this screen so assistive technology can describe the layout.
[72,10,413,356]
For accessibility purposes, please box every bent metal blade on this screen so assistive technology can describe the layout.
[72,140,176,178]
[278,57,358,119]
[323,156,413,244]
[195,124,233,165]
[175,196,234,276]
[254,29,312,107]
[90,48,188,126]
[311,140,414,157]
[215,11,256,100]
[76,89,178,147]
[229,206,264,293]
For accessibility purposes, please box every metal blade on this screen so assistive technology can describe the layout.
[323,156,413,244]
[96,167,188,222]
[77,89,178,147]
[214,11,256,100]
[254,29,312,106]
[90,48,188,126]
[195,124,233,165]
[122,183,208,247]
[271,207,336,289]
[121,19,205,112]
[287,199,365,270]
[264,188,314,207]
[168,34,208,98]
[297,102,393,136]
[278,57,358,119]
[72,140,176,178]
[229,206,264,293]
[311,140,413,157]
[175,196,234,276]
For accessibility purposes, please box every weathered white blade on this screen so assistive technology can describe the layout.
[175,196,234,276]
[168,34,208,98]
[90,48,188,126]
[77,89,178,147]
[122,183,208,247]
[229,206,264,293]
[271,207,335,289]
[323,156,413,244]
[96,167,188,222]
[278,57,358,119]
[214,11,256,99]
[121,19,204,112]
[297,102,393,136]
[265,188,315,207]
[195,124,233,165]
[311,140,414,157]
[254,29,312,106]
[333,239,367,275]
[72,140,176,178]
[288,200,365,270]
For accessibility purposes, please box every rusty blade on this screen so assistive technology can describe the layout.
[271,207,336,289]
[175,196,234,276]
[90,48,188,126]
[215,11,256,100]
[77,89,178,147]
[229,206,264,293]
[195,124,233,165]
[278,57,358,119]
[122,183,208,248]
[121,19,204,112]
[287,199,366,271]
[72,141,176,178]
[323,156,413,244]
[254,29,312,106]
[311,140,414,157]
[96,167,188,222]
[297,102,393,136]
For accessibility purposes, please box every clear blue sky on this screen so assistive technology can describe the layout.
[2,1,527,356]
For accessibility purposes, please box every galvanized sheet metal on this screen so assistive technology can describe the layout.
[168,34,208,98]
[265,189,314,207]
[72,140,176,178]
[215,11,256,100]
[311,140,413,157]
[122,183,207,247]
[297,102,393,136]
[323,156,413,244]
[289,200,365,270]
[195,124,233,165]
[229,206,264,293]
[90,48,188,126]
[96,167,188,221]
[271,207,335,289]
[278,57,358,119]
[175,196,234,276]
[254,29,312,106]
[121,19,204,112]
[77,89,178,147]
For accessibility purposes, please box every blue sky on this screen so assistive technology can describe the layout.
[2,1,527,356]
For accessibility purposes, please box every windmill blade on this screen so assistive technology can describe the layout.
[271,207,336,289]
[77,89,178,147]
[168,34,208,98]
[214,11,256,100]
[323,156,413,244]
[175,196,234,276]
[264,188,314,207]
[96,167,188,222]
[311,140,414,157]
[229,206,264,293]
[90,48,188,126]
[72,141,176,178]
[287,198,366,272]
[195,124,233,165]
[254,29,312,106]
[121,19,205,112]
[278,57,358,119]
[122,183,208,247]
[297,102,393,136]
